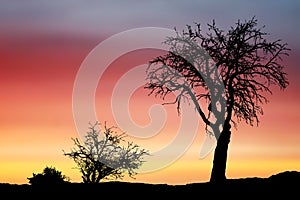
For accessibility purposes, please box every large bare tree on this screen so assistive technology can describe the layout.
[145,17,290,183]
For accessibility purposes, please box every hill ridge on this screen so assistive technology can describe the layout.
[1,170,299,198]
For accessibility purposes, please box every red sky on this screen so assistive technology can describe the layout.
[0,1,299,185]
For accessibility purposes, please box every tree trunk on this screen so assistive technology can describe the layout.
[210,123,231,184]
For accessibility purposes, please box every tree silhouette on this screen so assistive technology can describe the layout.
[63,122,149,183]
[27,166,70,186]
[145,17,290,183]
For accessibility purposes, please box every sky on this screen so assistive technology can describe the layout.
[0,0,300,185]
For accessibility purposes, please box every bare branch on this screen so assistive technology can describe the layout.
[145,16,289,135]
[63,122,150,183]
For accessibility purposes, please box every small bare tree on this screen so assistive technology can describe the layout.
[63,122,149,183]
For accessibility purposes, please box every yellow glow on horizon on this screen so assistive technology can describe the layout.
[1,136,300,185]
[226,158,300,179]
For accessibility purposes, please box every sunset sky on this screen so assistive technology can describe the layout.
[1,0,300,185]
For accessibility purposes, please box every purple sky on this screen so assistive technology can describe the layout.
[1,0,299,47]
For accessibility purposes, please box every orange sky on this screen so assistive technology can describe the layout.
[0,1,300,185]
[0,32,299,185]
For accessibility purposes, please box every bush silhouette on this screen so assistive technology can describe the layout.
[27,166,70,186]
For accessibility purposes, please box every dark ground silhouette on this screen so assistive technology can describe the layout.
[1,170,299,198]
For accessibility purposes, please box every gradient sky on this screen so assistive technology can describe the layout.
[0,0,300,185]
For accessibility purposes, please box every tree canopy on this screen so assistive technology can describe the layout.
[145,16,289,138]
